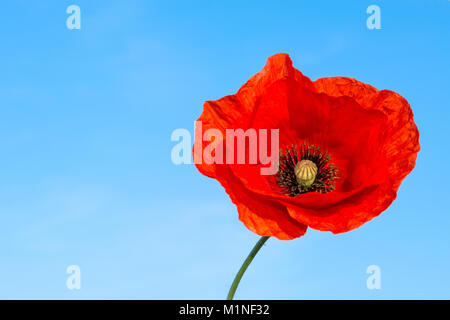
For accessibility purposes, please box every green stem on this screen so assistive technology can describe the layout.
[227,236,270,300]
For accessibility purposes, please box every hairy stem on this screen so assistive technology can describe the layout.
[227,236,270,300]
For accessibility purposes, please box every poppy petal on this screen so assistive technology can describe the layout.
[215,165,308,240]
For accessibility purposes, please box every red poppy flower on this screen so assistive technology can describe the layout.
[195,53,420,240]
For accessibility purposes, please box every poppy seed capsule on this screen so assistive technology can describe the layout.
[294,160,318,187]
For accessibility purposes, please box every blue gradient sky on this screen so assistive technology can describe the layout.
[0,0,449,299]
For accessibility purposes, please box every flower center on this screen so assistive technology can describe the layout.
[276,143,339,197]
[294,160,317,187]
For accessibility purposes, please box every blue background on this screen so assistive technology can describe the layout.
[0,0,448,299]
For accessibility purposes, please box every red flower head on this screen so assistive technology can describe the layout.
[195,53,420,240]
